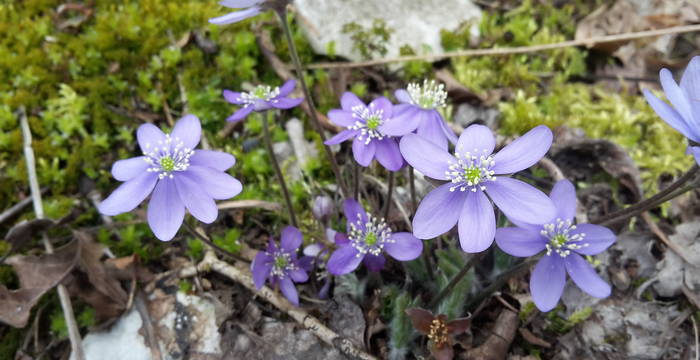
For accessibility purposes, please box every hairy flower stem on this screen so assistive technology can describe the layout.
[593,164,700,226]
[408,167,417,212]
[428,252,485,309]
[465,258,538,311]
[182,221,249,263]
[275,9,348,198]
[353,162,360,200]
[383,172,395,221]
[262,111,298,227]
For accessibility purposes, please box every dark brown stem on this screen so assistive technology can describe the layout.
[429,252,485,309]
[262,111,298,227]
[408,166,417,212]
[353,162,360,200]
[183,221,249,263]
[275,8,348,198]
[593,164,699,226]
[465,258,537,311]
[383,172,395,220]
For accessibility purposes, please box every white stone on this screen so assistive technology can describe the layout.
[70,309,151,360]
[294,0,482,61]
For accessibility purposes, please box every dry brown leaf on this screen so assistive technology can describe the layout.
[0,240,80,328]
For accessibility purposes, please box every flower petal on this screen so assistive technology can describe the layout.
[394,89,413,104]
[369,97,393,119]
[171,114,201,152]
[385,232,423,261]
[352,137,376,167]
[280,226,303,252]
[328,109,357,127]
[208,6,261,25]
[190,150,236,171]
[439,115,458,145]
[278,79,296,97]
[660,68,694,124]
[690,146,700,165]
[458,190,496,252]
[343,198,368,227]
[137,123,166,154]
[412,183,466,239]
[111,156,149,181]
[363,254,386,272]
[174,174,218,223]
[219,0,261,8]
[340,92,364,111]
[327,245,363,275]
[495,227,547,257]
[226,106,254,123]
[417,111,448,150]
[270,97,303,109]
[456,124,495,155]
[324,129,357,145]
[98,173,158,216]
[223,90,245,105]
[374,138,404,171]
[564,253,611,298]
[379,104,421,136]
[186,165,242,200]
[487,177,556,224]
[251,251,272,289]
[335,232,350,245]
[405,308,434,334]
[279,277,299,306]
[550,179,577,222]
[570,224,615,255]
[146,179,185,241]
[399,134,454,180]
[288,267,308,282]
[491,125,552,174]
[530,255,566,312]
[643,89,700,142]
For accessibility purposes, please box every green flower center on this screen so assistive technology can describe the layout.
[550,234,568,248]
[160,156,175,172]
[365,232,377,246]
[366,115,381,130]
[253,86,267,99]
[464,166,481,184]
[275,256,288,269]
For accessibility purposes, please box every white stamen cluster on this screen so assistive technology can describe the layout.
[348,213,393,257]
[238,84,281,105]
[143,134,194,179]
[541,219,588,257]
[445,148,496,192]
[407,80,447,109]
[348,103,387,145]
[269,249,297,278]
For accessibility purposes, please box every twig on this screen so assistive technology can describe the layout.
[307,24,700,69]
[0,192,45,225]
[19,107,85,360]
[641,212,695,265]
[181,251,378,360]
[217,199,282,212]
[182,221,250,264]
[408,166,417,212]
[465,258,538,310]
[383,172,395,221]
[262,111,298,227]
[692,314,699,360]
[428,252,485,309]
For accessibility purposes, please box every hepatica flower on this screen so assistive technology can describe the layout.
[327,199,422,275]
[99,115,242,241]
[381,80,457,150]
[209,0,263,25]
[251,226,308,305]
[495,180,615,312]
[406,308,471,360]
[644,56,700,163]
[324,92,404,171]
[400,124,556,253]
[223,79,303,123]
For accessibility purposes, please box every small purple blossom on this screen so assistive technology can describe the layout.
[495,180,615,311]
[327,199,423,275]
[324,92,404,171]
[311,195,334,223]
[251,226,309,306]
[301,229,336,299]
[643,56,700,164]
[209,0,264,25]
[223,79,303,123]
[381,80,457,150]
[400,124,556,253]
[98,115,243,241]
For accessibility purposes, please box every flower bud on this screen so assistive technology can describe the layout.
[312,196,333,222]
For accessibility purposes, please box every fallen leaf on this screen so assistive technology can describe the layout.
[3,219,54,253]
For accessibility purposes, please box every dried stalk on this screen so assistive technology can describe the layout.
[19,107,85,360]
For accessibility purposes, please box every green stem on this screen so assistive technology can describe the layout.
[275,8,348,198]
[428,252,485,309]
[262,111,298,228]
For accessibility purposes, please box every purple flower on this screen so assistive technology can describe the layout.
[223,79,303,123]
[251,226,309,306]
[209,0,264,25]
[495,180,615,311]
[311,195,333,223]
[98,115,243,241]
[644,56,700,164]
[302,229,335,299]
[326,199,423,275]
[324,92,404,171]
[400,124,556,253]
[380,80,457,150]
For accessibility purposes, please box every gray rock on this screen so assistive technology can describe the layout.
[294,0,482,61]
[653,221,700,297]
[453,103,500,130]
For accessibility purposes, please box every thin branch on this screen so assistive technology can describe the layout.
[307,24,700,69]
[182,221,250,264]
[465,258,537,311]
[428,252,485,309]
[262,111,298,227]
[383,172,394,221]
[19,107,85,360]
[181,251,377,360]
